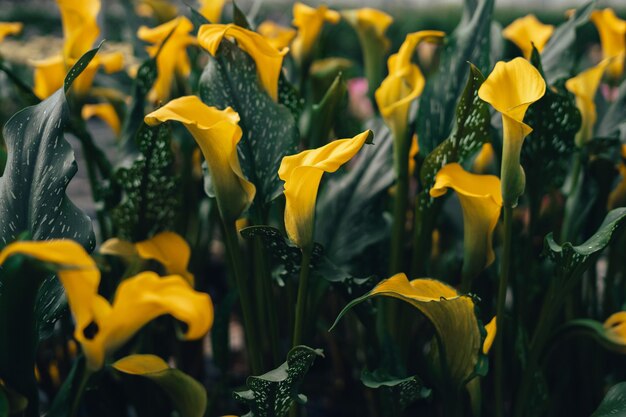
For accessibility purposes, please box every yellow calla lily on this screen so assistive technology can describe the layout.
[483,316,497,354]
[197,23,288,101]
[291,3,340,65]
[0,22,22,42]
[258,20,297,51]
[473,143,495,174]
[138,16,196,103]
[430,163,503,283]
[144,96,255,222]
[199,0,226,23]
[604,311,626,345]
[565,57,613,147]
[57,0,100,60]
[135,0,178,22]
[82,103,122,136]
[502,14,554,59]
[590,9,626,80]
[100,231,195,286]
[278,130,372,249]
[32,55,66,100]
[478,57,546,207]
[112,354,170,374]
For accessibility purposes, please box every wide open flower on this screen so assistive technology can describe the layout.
[101,231,194,286]
[145,96,255,222]
[199,0,226,23]
[0,22,22,42]
[565,57,613,147]
[279,130,372,250]
[138,16,196,103]
[291,2,340,65]
[198,23,288,101]
[375,30,445,141]
[590,9,626,81]
[478,57,545,207]
[430,163,502,281]
[258,20,297,51]
[502,14,554,59]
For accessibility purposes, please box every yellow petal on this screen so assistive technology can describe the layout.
[144,96,255,221]
[430,163,502,279]
[342,8,393,52]
[604,311,626,345]
[408,133,419,177]
[591,9,626,80]
[100,238,138,260]
[135,0,178,22]
[79,272,213,370]
[197,23,288,101]
[472,143,495,174]
[71,53,125,98]
[502,14,554,59]
[112,354,169,374]
[478,58,545,206]
[57,0,100,59]
[135,232,194,286]
[483,316,497,354]
[0,22,23,43]
[32,55,65,99]
[199,0,226,23]
[82,103,121,136]
[257,20,297,51]
[278,130,372,249]
[291,2,340,64]
[565,57,613,147]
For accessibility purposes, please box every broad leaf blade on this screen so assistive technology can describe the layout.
[597,77,626,141]
[591,382,626,417]
[361,369,431,414]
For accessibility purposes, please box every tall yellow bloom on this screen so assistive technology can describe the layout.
[135,0,178,22]
[145,96,255,222]
[565,57,613,147]
[590,9,626,80]
[258,20,297,51]
[0,22,22,43]
[138,16,196,103]
[430,163,502,282]
[197,23,288,101]
[291,3,340,65]
[502,14,554,59]
[478,58,546,207]
[278,130,372,249]
[199,0,226,23]
[58,0,100,60]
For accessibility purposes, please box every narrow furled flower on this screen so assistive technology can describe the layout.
[590,8,626,81]
[291,2,340,65]
[502,14,554,59]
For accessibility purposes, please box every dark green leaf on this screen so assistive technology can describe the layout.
[306,73,347,148]
[233,346,324,417]
[64,43,102,92]
[35,276,67,340]
[199,40,298,203]
[597,77,626,141]
[47,356,86,417]
[361,369,431,415]
[416,0,494,154]
[591,382,626,417]
[232,1,252,29]
[0,383,28,416]
[0,62,40,106]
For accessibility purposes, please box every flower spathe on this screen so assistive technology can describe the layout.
[430,163,502,280]
[291,3,340,65]
[604,311,626,345]
[0,22,23,43]
[502,14,554,59]
[590,8,626,81]
[197,23,288,101]
[258,20,297,51]
[57,0,100,60]
[144,96,255,222]
[478,57,545,207]
[199,0,226,23]
[279,130,372,250]
[565,57,613,147]
[483,316,497,354]
[82,103,122,136]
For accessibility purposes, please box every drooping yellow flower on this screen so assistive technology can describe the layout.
[502,14,554,59]
[197,23,288,101]
[375,30,445,141]
[278,130,372,249]
[0,22,22,43]
[604,311,626,345]
[590,9,626,80]
[565,57,613,147]
[145,96,255,222]
[100,231,195,286]
[258,20,297,51]
[478,58,546,207]
[199,0,226,23]
[483,316,497,354]
[82,103,122,135]
[473,143,495,174]
[430,163,503,281]
[291,3,340,65]
[138,16,196,103]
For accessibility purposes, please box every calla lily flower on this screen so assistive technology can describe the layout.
[198,23,288,101]
[291,3,340,65]
[502,14,554,59]
[473,143,495,174]
[82,103,122,136]
[279,130,372,249]
[0,22,22,42]
[144,96,256,222]
[565,58,613,147]
[135,0,178,22]
[58,0,100,60]
[138,16,196,103]
[483,316,497,354]
[100,231,195,286]
[32,55,66,99]
[478,57,545,207]
[199,0,226,23]
[342,8,393,90]
[258,20,297,51]
[375,30,445,141]
[430,163,503,282]
[604,311,626,345]
[590,9,626,81]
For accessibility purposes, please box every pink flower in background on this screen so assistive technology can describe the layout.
[347,77,374,120]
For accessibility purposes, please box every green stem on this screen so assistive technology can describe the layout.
[390,152,410,275]
[561,153,583,243]
[495,205,513,417]
[293,247,313,347]
[69,368,92,417]
[222,221,263,374]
